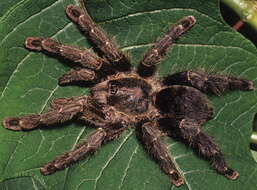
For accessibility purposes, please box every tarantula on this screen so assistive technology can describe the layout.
[2,3,254,187]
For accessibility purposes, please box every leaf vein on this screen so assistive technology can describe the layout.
[118,145,139,190]
[0,0,63,46]
[93,130,133,190]
[0,21,72,101]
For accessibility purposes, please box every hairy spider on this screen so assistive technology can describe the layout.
[2,3,254,187]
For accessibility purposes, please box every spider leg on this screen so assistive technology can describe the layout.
[156,85,239,179]
[50,95,110,127]
[138,121,184,187]
[65,5,131,72]
[50,96,86,110]
[58,68,96,85]
[41,124,127,175]
[163,70,254,95]
[177,118,239,180]
[137,16,196,78]
[3,96,88,131]
[25,37,107,72]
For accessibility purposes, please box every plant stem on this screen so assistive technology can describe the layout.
[233,20,244,30]
[251,132,257,145]
[221,0,257,30]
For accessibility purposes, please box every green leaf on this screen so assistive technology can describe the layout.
[221,0,257,31]
[0,0,257,189]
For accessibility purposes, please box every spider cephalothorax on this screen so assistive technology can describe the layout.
[2,3,254,187]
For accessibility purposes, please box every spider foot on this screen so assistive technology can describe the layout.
[25,37,44,51]
[25,37,61,54]
[40,162,57,176]
[3,117,22,131]
[66,4,84,23]
[25,37,60,53]
[169,171,184,187]
[40,152,75,175]
[224,168,239,180]
[3,115,40,131]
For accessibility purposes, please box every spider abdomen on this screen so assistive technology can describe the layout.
[155,85,214,122]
